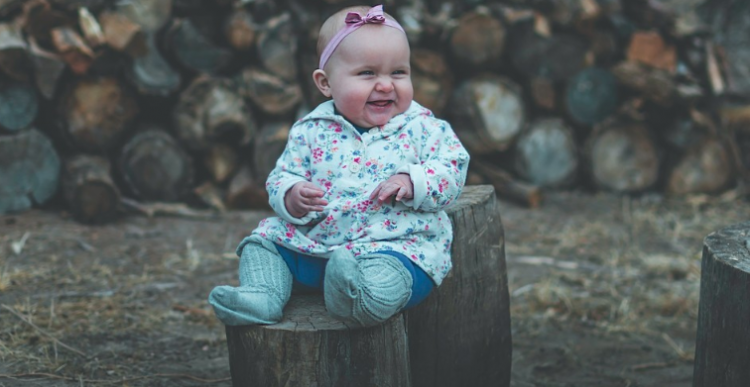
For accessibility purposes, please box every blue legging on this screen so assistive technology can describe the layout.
[274,244,434,310]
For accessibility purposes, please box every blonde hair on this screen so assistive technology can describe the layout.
[316,5,400,62]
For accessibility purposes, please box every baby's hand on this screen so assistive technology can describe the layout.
[369,173,413,205]
[285,182,328,218]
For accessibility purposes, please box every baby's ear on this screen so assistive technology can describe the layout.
[312,69,332,98]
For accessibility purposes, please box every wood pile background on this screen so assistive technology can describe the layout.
[0,0,749,223]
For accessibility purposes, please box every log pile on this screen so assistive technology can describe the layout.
[0,0,747,223]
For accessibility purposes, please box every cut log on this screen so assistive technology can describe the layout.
[513,118,579,188]
[666,137,734,195]
[565,67,619,126]
[253,120,290,181]
[529,76,556,111]
[166,17,232,75]
[0,21,32,81]
[611,61,676,107]
[693,221,750,387]
[448,10,505,71]
[0,80,39,133]
[28,36,65,99]
[699,0,750,97]
[236,66,303,116]
[51,25,95,75]
[406,185,511,387]
[62,155,120,224]
[117,0,181,96]
[225,295,412,387]
[508,20,588,81]
[471,159,542,208]
[0,128,60,214]
[56,76,139,153]
[226,163,268,209]
[173,76,255,152]
[203,144,239,184]
[118,128,194,202]
[626,30,677,73]
[257,12,297,81]
[193,181,226,212]
[411,48,453,116]
[78,7,105,48]
[586,121,660,193]
[99,10,146,56]
[448,74,525,155]
[127,34,181,96]
[21,0,72,49]
[224,5,256,51]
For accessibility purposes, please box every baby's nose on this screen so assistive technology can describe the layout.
[375,79,394,92]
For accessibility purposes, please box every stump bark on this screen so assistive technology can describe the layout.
[694,221,750,387]
[225,295,412,387]
[406,184,511,387]
[223,185,511,387]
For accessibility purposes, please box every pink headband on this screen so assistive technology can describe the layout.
[318,5,405,69]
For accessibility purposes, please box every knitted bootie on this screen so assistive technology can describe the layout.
[209,242,292,325]
[324,248,412,327]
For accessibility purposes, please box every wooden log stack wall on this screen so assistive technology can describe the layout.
[0,0,748,223]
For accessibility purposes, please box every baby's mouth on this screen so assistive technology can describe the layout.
[368,100,394,107]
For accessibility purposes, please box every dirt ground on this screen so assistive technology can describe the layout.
[0,187,748,387]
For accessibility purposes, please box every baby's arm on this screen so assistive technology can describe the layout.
[266,123,326,224]
[393,116,470,212]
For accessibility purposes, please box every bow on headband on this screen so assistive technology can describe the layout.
[318,5,405,69]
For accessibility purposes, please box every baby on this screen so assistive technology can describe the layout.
[209,4,470,327]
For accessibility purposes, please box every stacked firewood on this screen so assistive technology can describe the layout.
[0,0,747,223]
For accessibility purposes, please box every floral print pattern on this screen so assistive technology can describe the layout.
[247,100,470,285]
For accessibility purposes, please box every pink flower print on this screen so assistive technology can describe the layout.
[399,133,407,139]
[427,168,435,175]
[329,122,342,132]
[312,148,324,163]
[353,156,361,164]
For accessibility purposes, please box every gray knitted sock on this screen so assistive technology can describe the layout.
[208,242,292,325]
[324,249,412,327]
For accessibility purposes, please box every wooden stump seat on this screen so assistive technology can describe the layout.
[693,221,750,387]
[225,185,511,387]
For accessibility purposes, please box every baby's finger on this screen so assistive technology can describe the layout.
[378,185,399,203]
[301,187,325,198]
[395,186,407,201]
[310,197,328,207]
[369,183,384,201]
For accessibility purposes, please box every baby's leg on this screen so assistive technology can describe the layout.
[324,249,412,327]
[209,241,292,325]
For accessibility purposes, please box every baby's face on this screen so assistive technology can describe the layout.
[324,26,413,128]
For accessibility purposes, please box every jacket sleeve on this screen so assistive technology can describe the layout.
[266,120,319,225]
[395,116,470,212]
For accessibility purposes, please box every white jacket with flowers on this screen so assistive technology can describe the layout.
[246,100,470,285]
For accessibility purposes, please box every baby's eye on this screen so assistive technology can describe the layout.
[358,70,374,76]
[393,70,408,75]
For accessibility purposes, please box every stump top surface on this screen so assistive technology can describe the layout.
[705,221,750,273]
[446,185,495,215]
[264,295,356,332]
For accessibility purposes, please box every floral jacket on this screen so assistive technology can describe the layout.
[244,100,470,285]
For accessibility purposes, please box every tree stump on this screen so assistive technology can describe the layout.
[225,295,412,387]
[223,185,511,387]
[694,221,750,387]
[406,184,511,387]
